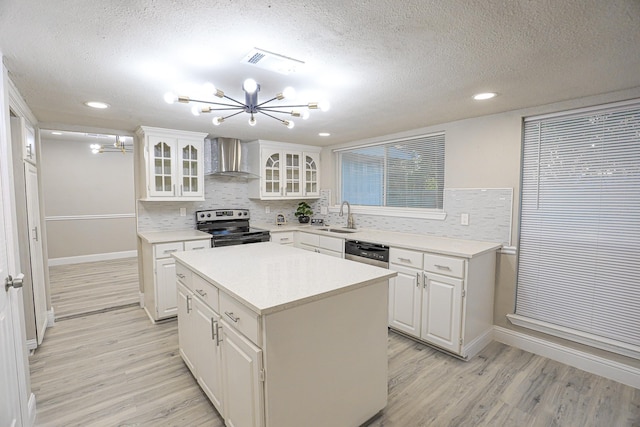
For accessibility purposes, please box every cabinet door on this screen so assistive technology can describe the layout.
[221,320,264,427]
[149,136,177,197]
[177,139,203,198]
[303,152,320,197]
[283,151,302,197]
[24,122,36,163]
[421,273,463,354]
[177,281,197,373]
[261,149,282,198]
[155,257,178,318]
[388,264,422,338]
[194,299,224,414]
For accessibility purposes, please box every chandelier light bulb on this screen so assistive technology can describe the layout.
[163,92,177,104]
[191,106,201,116]
[203,82,216,95]
[319,100,330,112]
[301,111,310,120]
[249,115,257,126]
[213,116,224,126]
[90,143,101,150]
[91,148,100,154]
[282,86,296,99]
[285,120,295,129]
[243,78,258,94]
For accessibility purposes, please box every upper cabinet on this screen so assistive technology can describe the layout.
[247,140,321,200]
[135,126,208,201]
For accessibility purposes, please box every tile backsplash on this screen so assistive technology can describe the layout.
[137,176,512,245]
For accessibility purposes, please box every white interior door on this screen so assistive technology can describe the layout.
[1,129,24,427]
[23,162,46,344]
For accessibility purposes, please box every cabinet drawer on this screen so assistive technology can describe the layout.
[155,242,184,259]
[296,232,319,247]
[184,239,211,251]
[319,235,343,253]
[424,253,465,278]
[192,273,219,310]
[220,292,260,345]
[390,248,424,269]
[271,231,295,245]
[175,262,192,287]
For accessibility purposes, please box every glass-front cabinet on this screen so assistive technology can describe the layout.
[247,140,321,200]
[136,126,207,201]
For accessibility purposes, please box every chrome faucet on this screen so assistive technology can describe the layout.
[339,201,355,229]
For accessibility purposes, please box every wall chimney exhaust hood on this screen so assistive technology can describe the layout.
[207,137,258,178]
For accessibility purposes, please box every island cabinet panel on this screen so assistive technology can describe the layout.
[194,298,223,414]
[176,281,197,374]
[261,281,388,427]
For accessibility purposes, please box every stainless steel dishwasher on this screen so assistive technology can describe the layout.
[344,240,389,268]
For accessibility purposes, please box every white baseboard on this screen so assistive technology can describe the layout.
[494,326,640,389]
[27,392,37,427]
[139,292,144,308]
[48,250,137,266]
[463,328,494,359]
[47,308,55,327]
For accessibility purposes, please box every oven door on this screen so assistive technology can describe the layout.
[212,233,270,247]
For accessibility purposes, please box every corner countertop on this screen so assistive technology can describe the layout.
[253,222,501,258]
[137,229,211,244]
[173,242,396,315]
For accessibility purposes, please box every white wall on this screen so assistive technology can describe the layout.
[40,135,136,262]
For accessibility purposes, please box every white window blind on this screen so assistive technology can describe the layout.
[516,101,640,353]
[338,133,445,209]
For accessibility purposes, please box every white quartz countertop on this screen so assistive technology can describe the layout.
[253,223,501,258]
[137,229,211,244]
[173,242,396,315]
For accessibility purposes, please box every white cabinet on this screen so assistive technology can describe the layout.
[141,237,211,322]
[294,232,344,258]
[177,280,197,373]
[270,230,294,245]
[388,246,496,359]
[23,122,36,163]
[135,126,207,201]
[247,140,321,200]
[221,319,264,427]
[194,296,224,412]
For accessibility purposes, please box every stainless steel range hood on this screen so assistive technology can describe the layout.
[207,137,258,178]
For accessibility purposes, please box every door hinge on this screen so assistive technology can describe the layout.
[259,369,265,382]
[459,338,463,346]
[462,289,466,297]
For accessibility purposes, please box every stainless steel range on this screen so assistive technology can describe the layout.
[196,209,270,247]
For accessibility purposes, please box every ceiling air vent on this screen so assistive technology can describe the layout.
[241,48,304,75]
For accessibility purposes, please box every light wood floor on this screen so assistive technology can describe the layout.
[49,257,139,319]
[31,263,640,426]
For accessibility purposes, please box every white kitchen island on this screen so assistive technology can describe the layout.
[173,242,396,427]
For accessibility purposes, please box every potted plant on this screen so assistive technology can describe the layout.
[294,201,313,223]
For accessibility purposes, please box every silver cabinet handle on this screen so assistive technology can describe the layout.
[32,226,38,241]
[224,311,239,323]
[216,322,223,346]
[280,237,290,242]
[191,246,205,250]
[164,249,178,254]
[398,257,411,263]
[196,289,207,297]
[180,184,183,195]
[26,145,33,158]
[211,318,217,341]
[186,295,192,313]
[177,273,185,279]
[416,272,420,287]
[423,273,428,289]
[434,264,451,271]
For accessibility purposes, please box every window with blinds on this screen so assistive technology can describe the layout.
[338,133,445,209]
[515,101,640,356]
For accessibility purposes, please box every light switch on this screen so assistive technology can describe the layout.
[461,213,469,226]
[265,206,270,213]
[321,206,328,215]
[180,208,186,217]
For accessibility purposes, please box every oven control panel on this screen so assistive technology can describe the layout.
[196,209,250,222]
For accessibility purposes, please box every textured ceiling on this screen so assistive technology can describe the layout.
[1,0,639,146]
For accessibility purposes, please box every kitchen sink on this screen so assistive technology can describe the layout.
[319,228,357,234]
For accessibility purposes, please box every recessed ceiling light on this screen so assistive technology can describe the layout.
[319,132,331,137]
[51,131,62,135]
[473,92,497,101]
[84,101,110,109]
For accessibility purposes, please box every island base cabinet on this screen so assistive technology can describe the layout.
[421,273,463,354]
[221,320,264,427]
[262,280,388,427]
[177,282,197,374]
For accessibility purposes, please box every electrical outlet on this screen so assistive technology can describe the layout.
[180,208,186,217]
[265,206,270,214]
[321,206,328,215]
[461,213,469,226]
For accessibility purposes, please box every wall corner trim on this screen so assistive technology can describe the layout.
[493,326,640,389]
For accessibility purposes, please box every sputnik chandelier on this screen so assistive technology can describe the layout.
[164,78,329,129]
